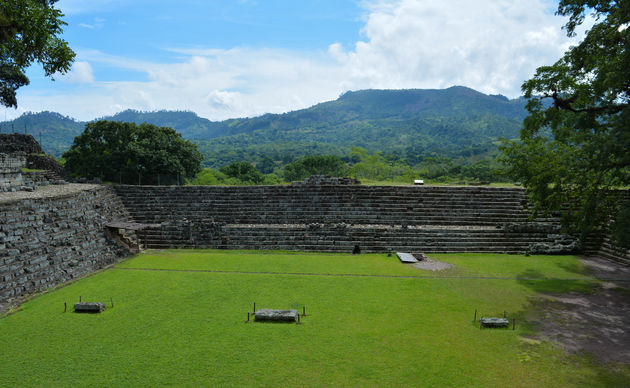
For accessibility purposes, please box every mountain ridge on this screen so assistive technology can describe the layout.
[0,86,527,167]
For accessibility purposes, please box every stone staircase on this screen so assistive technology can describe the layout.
[113,185,577,254]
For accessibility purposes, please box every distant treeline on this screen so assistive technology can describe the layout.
[189,147,508,186]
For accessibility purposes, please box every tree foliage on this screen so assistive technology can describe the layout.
[0,0,75,108]
[63,121,203,185]
[283,155,347,181]
[219,161,264,184]
[501,0,630,246]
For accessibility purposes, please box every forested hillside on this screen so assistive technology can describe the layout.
[1,86,527,168]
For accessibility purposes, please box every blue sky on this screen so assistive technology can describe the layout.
[7,0,584,121]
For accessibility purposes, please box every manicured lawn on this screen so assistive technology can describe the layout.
[1,251,627,386]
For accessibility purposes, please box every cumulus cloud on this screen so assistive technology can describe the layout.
[7,0,587,121]
[331,0,580,97]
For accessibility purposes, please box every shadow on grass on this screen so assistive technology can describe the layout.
[516,269,595,294]
[555,260,589,277]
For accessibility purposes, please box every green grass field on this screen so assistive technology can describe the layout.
[1,251,628,386]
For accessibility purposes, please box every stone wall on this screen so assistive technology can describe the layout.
[593,236,630,264]
[0,186,131,312]
[0,153,26,173]
[115,185,578,254]
[0,134,68,192]
[0,153,27,191]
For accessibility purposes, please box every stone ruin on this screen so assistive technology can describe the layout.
[0,134,67,192]
[0,133,628,313]
[111,184,581,255]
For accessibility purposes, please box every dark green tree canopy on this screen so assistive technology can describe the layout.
[220,161,264,184]
[63,121,203,185]
[283,155,347,182]
[501,0,630,246]
[0,0,75,108]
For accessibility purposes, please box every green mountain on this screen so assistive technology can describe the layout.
[0,111,83,157]
[0,86,527,166]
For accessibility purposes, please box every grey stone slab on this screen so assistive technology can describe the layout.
[74,302,106,313]
[254,309,297,322]
[396,252,418,263]
[480,317,509,328]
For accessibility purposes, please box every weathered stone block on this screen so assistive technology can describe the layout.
[480,317,509,328]
[74,302,106,313]
[254,309,298,322]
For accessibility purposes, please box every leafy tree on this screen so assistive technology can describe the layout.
[63,121,202,185]
[348,147,413,181]
[220,161,263,184]
[283,155,347,181]
[189,168,224,186]
[256,155,277,174]
[501,0,630,246]
[0,0,75,108]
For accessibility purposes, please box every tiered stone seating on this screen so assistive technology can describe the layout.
[113,185,576,254]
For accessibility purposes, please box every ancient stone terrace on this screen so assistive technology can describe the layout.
[113,184,576,254]
[0,185,130,310]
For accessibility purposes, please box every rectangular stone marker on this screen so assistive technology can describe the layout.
[480,317,509,328]
[74,302,106,313]
[396,252,418,263]
[254,309,297,322]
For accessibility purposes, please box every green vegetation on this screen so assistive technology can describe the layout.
[220,161,264,184]
[63,121,203,185]
[0,111,83,157]
[0,0,75,108]
[501,0,630,246]
[187,148,508,186]
[283,155,347,181]
[1,250,627,386]
[1,87,525,180]
[193,87,526,170]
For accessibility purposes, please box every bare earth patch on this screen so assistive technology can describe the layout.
[411,254,453,271]
[527,256,630,365]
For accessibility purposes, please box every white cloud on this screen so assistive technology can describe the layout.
[331,0,581,97]
[59,61,95,84]
[78,18,106,29]
[7,0,588,122]
[8,48,345,121]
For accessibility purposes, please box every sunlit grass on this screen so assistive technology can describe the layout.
[0,251,627,386]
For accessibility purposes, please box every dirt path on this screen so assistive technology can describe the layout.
[527,256,630,365]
